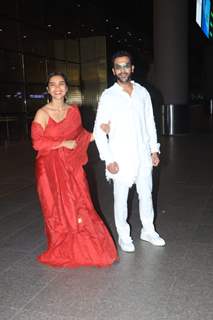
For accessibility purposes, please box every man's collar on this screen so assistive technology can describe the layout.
[115,80,135,90]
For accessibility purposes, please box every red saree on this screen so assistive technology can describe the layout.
[31,105,118,268]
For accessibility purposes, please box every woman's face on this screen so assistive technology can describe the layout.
[47,75,68,100]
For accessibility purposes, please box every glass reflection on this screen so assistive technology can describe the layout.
[0,84,25,113]
[24,55,46,83]
[0,50,23,82]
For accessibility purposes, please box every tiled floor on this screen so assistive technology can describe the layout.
[0,131,213,320]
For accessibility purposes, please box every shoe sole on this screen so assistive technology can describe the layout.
[118,241,135,252]
[119,247,135,253]
[140,237,166,247]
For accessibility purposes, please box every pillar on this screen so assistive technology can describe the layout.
[153,0,189,135]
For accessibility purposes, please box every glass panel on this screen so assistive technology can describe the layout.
[80,36,107,109]
[0,18,21,50]
[0,113,25,143]
[0,50,23,82]
[80,37,107,82]
[80,36,106,62]
[67,63,80,85]
[26,84,47,115]
[47,37,66,60]
[97,58,107,82]
[66,39,80,62]
[0,84,25,113]
[47,31,57,59]
[24,55,46,83]
[66,86,82,106]
[46,60,67,76]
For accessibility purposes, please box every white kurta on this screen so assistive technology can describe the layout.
[93,81,160,187]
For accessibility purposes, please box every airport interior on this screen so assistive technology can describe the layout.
[0,1,213,319]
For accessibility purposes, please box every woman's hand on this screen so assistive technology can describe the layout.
[62,140,77,149]
[106,161,119,174]
[100,121,111,134]
[90,133,95,142]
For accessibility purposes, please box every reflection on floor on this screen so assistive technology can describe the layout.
[0,132,213,320]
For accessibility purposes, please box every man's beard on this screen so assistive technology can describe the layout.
[115,73,132,83]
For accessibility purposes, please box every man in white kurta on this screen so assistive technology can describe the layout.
[94,51,165,252]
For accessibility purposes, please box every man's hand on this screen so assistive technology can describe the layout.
[100,121,111,134]
[106,161,119,174]
[151,152,160,167]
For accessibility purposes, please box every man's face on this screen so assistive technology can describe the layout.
[112,56,134,83]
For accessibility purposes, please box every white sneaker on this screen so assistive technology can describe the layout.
[140,231,166,246]
[118,239,135,252]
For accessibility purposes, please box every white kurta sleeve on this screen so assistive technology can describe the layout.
[93,92,114,164]
[144,90,160,153]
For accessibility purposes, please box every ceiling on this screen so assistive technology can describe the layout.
[44,0,154,50]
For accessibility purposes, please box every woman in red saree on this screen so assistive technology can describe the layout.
[31,72,118,268]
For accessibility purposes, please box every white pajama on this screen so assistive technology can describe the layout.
[113,167,155,243]
[135,167,155,234]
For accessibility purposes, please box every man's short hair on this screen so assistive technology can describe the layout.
[111,50,133,67]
